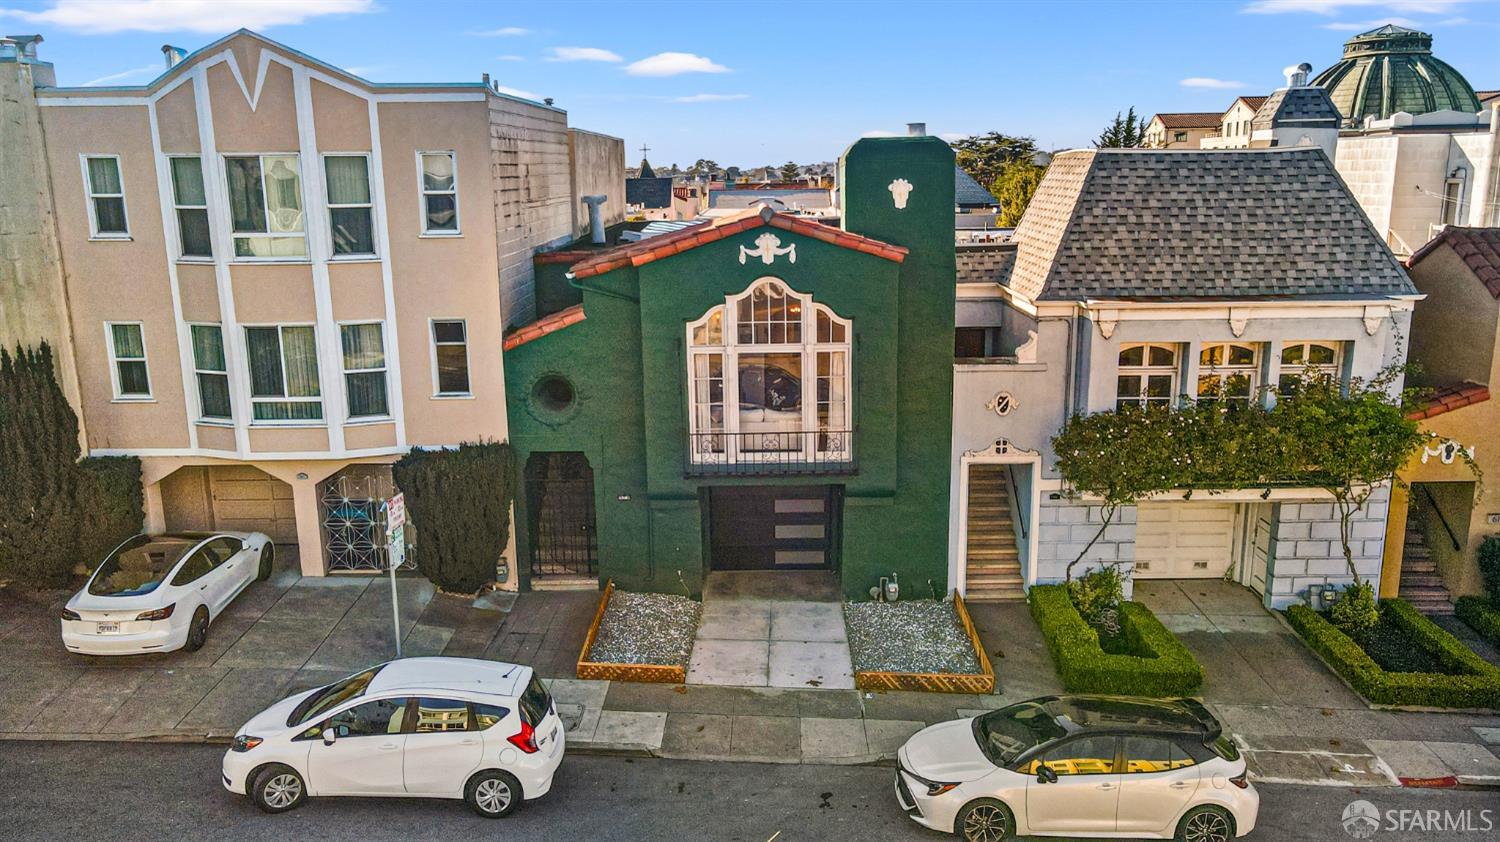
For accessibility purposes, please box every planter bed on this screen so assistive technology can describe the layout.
[1284,598,1500,709]
[1455,597,1500,649]
[1028,584,1203,697]
[577,581,701,684]
[844,594,994,694]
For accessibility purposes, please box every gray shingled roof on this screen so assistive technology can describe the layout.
[1011,148,1415,301]
[955,166,998,207]
[956,243,1017,284]
[1251,88,1341,130]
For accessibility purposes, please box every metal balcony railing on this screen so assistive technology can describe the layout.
[685,429,857,477]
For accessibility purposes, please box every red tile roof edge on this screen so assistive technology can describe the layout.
[502,304,586,351]
[534,250,599,266]
[568,206,907,279]
[1407,382,1490,420]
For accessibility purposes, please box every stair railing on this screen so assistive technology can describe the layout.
[1005,465,1027,540]
[1419,486,1462,551]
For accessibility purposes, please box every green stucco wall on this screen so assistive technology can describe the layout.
[504,136,956,599]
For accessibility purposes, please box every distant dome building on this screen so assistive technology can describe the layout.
[1311,25,1480,127]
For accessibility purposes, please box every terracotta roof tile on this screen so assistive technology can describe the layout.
[1408,227,1500,299]
[567,206,907,279]
[503,304,586,351]
[1150,112,1223,129]
[1407,382,1490,420]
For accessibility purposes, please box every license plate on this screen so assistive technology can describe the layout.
[96,621,119,634]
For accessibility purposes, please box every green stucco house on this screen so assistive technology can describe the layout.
[503,135,956,598]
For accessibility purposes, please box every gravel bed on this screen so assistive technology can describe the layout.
[586,590,702,666]
[844,599,982,674]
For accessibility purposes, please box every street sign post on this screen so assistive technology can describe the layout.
[384,493,406,658]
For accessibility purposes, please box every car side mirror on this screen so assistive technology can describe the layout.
[322,727,337,745]
[1037,766,1058,784]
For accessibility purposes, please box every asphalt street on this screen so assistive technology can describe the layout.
[0,741,1494,841]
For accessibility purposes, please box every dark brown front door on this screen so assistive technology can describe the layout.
[707,485,840,571]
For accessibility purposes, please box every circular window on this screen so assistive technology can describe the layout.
[532,375,576,413]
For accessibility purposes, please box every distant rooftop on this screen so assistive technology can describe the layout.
[1150,112,1223,129]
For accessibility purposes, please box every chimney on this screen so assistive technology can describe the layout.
[1283,62,1313,88]
[581,195,608,245]
[161,44,187,68]
[2,34,42,61]
[906,122,926,137]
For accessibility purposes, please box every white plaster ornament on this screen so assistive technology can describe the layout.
[738,232,796,266]
[986,392,1016,417]
[1421,438,1474,465]
[888,178,913,210]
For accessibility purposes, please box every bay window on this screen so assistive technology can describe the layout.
[245,325,321,422]
[686,278,851,466]
[225,154,307,258]
[1116,343,1177,409]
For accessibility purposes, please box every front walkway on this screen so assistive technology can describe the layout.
[685,571,854,690]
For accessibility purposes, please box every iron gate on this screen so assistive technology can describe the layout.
[524,452,598,577]
[321,469,395,572]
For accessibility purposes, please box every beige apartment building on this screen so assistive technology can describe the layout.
[3,29,623,576]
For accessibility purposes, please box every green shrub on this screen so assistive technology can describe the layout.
[1330,580,1379,638]
[1285,600,1500,709]
[1478,536,1500,604]
[393,441,515,594]
[74,457,144,569]
[1456,596,1500,647]
[1029,584,1203,697]
[1067,565,1124,631]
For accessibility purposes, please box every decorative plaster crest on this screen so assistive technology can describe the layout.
[888,178,913,210]
[1228,308,1249,337]
[1096,313,1118,340]
[738,232,796,265]
[1362,305,1385,336]
[985,392,1016,417]
[1014,329,1039,364]
[1421,438,1475,465]
[964,438,1040,460]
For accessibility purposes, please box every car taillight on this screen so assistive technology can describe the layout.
[508,719,539,754]
[135,604,175,622]
[61,608,81,621]
[1229,771,1249,789]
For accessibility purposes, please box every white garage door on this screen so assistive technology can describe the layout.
[1135,503,1235,579]
[209,466,297,543]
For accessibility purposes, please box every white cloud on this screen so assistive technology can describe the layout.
[494,84,542,101]
[0,0,373,33]
[938,132,970,143]
[1243,0,1462,14]
[496,55,525,62]
[670,93,748,103]
[341,65,382,78]
[861,130,899,138]
[80,63,158,86]
[546,46,622,63]
[625,52,729,77]
[1180,77,1248,89]
[473,26,529,36]
[1321,15,1423,28]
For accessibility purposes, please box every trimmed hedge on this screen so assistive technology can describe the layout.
[1455,596,1500,648]
[392,441,514,595]
[1029,584,1204,697]
[1285,599,1500,709]
[75,457,144,570]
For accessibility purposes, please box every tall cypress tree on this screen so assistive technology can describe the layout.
[0,343,82,586]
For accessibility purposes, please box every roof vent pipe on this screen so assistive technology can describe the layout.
[581,195,608,245]
[3,34,41,61]
[162,44,187,68]
[1284,62,1312,88]
[907,122,926,136]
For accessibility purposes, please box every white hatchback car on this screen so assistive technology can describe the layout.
[223,657,565,818]
[61,532,274,655]
[895,695,1258,842]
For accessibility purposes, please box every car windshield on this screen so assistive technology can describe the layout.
[288,664,386,727]
[973,701,1068,766]
[87,536,197,597]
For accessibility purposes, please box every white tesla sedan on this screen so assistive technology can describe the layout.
[895,695,1258,842]
[60,531,274,655]
[222,658,565,818]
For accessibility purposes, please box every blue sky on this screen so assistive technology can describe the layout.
[3,0,1496,165]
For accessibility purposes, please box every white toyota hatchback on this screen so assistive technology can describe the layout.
[223,657,565,818]
[895,695,1258,842]
[61,532,274,655]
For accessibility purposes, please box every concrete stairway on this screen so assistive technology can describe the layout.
[964,465,1026,602]
[1399,521,1454,615]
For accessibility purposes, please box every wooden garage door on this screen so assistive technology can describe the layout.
[208,466,297,543]
[1134,503,1235,579]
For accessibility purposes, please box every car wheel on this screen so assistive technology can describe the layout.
[1177,805,1235,842]
[955,798,1014,842]
[257,542,275,582]
[184,606,210,652]
[465,770,522,818]
[250,764,306,813]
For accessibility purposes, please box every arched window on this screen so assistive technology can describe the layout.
[1197,342,1259,404]
[687,278,852,466]
[1116,343,1178,409]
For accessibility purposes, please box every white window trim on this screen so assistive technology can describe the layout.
[243,322,325,426]
[188,322,232,424]
[429,317,473,397]
[685,277,853,465]
[221,152,310,264]
[322,151,379,259]
[416,150,461,237]
[338,320,392,420]
[1196,341,1261,403]
[80,154,130,240]
[167,154,212,262]
[1116,342,1179,408]
[104,321,152,401]
[1278,340,1344,390]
